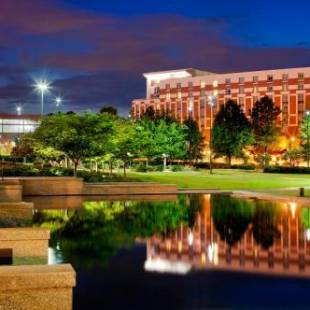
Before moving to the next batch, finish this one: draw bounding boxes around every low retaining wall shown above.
[17,177,84,196]
[0,264,76,310]
[0,228,49,260]
[83,182,178,195]
[0,182,22,202]
[0,202,33,223]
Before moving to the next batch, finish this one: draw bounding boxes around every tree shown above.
[300,113,310,167]
[212,100,254,167]
[99,106,118,115]
[251,96,281,167]
[283,148,302,167]
[183,118,204,165]
[32,113,114,176]
[111,118,137,176]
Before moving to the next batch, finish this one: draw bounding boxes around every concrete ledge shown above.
[83,182,178,195]
[0,228,50,257]
[0,264,75,310]
[16,177,84,196]
[0,183,22,202]
[0,202,33,220]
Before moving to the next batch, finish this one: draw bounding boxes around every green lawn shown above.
[126,169,310,196]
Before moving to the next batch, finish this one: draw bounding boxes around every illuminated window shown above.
[200,81,206,88]
[239,77,244,84]
[282,74,288,81]
[282,83,288,91]
[298,72,304,79]
[225,78,231,84]
[253,86,259,93]
[213,80,218,88]
[253,76,258,82]
[298,82,304,90]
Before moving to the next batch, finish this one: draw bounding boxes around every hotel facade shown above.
[132,67,310,141]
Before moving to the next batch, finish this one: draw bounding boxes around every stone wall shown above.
[83,182,178,195]
[0,264,76,310]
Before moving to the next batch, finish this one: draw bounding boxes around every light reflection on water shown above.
[34,194,310,278]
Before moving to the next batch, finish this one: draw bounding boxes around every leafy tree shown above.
[183,118,204,165]
[111,118,137,176]
[99,106,118,115]
[300,113,310,167]
[283,148,302,167]
[251,96,281,167]
[32,113,114,176]
[133,115,186,165]
[212,100,254,167]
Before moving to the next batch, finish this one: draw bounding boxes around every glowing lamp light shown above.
[289,202,297,219]
[16,106,22,115]
[187,229,194,247]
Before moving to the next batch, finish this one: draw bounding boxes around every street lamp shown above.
[208,94,216,174]
[35,80,49,115]
[55,97,62,107]
[16,106,22,116]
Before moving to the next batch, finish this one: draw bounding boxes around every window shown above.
[253,76,258,83]
[225,88,231,95]
[166,93,170,100]
[282,83,288,91]
[200,81,205,88]
[213,80,218,88]
[154,87,160,97]
[239,86,244,94]
[177,83,182,89]
[200,89,206,97]
[253,96,258,104]
[165,83,170,89]
[282,94,289,126]
[267,75,273,81]
[298,72,304,79]
[298,94,305,122]
[188,91,193,98]
[238,97,244,107]
[298,82,304,90]
[267,85,273,92]
[225,78,231,84]
[213,89,218,96]
[253,86,259,93]
[188,82,193,88]
[177,91,182,99]
[282,74,288,81]
[239,77,244,84]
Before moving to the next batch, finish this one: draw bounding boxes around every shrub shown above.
[264,166,310,174]
[171,164,184,172]
[135,163,148,172]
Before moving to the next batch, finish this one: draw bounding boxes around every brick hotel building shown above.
[132,67,310,142]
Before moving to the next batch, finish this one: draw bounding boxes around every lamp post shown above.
[16,106,22,116]
[208,94,216,174]
[35,81,49,115]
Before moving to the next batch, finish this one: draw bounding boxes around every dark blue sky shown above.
[1,0,310,115]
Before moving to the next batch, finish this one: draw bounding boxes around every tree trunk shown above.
[227,155,232,168]
[123,161,127,177]
[109,160,113,176]
[73,160,79,177]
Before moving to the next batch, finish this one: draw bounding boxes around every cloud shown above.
[1,0,310,115]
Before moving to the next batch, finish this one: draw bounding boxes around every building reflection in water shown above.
[145,194,310,277]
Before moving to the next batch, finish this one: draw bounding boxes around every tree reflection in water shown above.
[33,195,200,268]
[252,200,281,249]
[212,195,281,249]
[212,195,255,246]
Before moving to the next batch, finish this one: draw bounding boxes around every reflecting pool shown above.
[8,194,310,308]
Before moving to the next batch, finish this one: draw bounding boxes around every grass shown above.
[125,169,310,196]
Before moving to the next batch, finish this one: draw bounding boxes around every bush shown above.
[264,166,310,174]
[193,162,255,170]
[134,163,148,172]
[171,164,184,172]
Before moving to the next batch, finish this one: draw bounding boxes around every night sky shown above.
[1,0,310,115]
